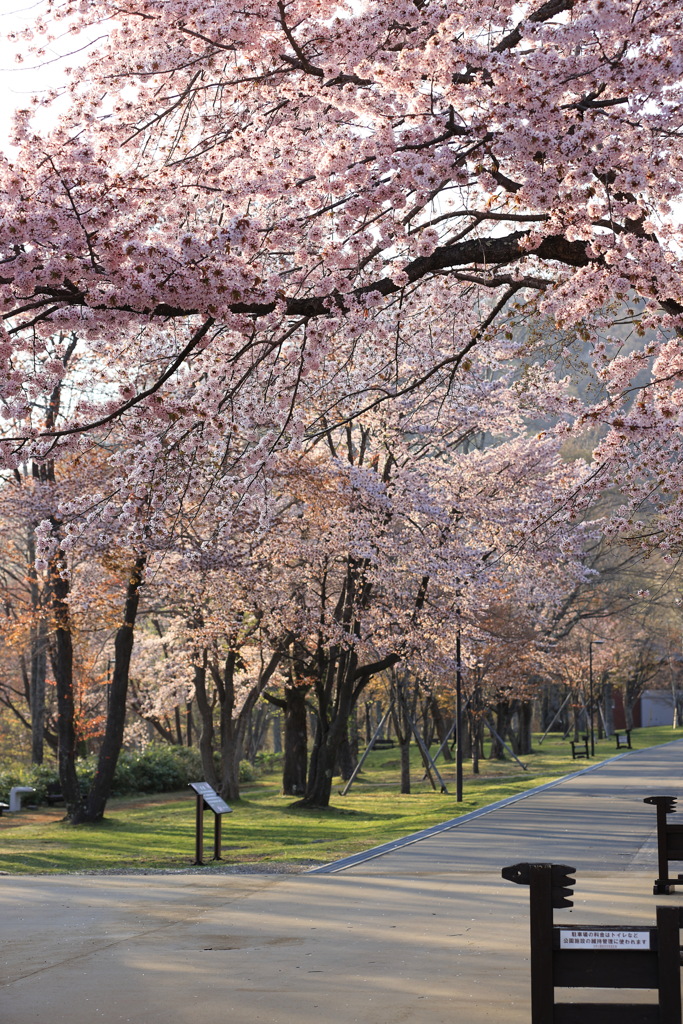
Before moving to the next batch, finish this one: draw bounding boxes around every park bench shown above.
[615,729,632,750]
[570,735,589,759]
[45,783,65,807]
[0,803,9,816]
[372,738,396,750]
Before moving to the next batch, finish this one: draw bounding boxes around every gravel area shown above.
[0,860,323,877]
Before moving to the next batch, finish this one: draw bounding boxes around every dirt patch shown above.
[0,808,65,829]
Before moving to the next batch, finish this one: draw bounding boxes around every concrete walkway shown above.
[3,741,683,1024]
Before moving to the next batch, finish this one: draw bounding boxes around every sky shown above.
[0,0,100,147]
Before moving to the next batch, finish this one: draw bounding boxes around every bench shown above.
[570,735,589,759]
[372,738,396,750]
[45,783,65,807]
[0,803,8,816]
[615,729,632,750]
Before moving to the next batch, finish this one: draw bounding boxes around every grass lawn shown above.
[1,725,680,875]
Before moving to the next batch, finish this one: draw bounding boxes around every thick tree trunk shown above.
[220,716,242,802]
[518,700,533,755]
[490,701,511,760]
[77,556,145,824]
[281,685,308,796]
[336,719,357,781]
[301,717,338,807]
[50,552,82,819]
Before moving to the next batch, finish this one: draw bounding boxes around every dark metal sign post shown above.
[189,782,232,865]
[644,796,683,895]
[502,861,682,1024]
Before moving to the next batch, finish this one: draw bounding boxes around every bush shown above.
[239,759,257,783]
[254,751,283,773]
[0,765,31,803]
[0,744,257,804]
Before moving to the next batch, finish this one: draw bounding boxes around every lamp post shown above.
[589,640,605,756]
[456,622,463,802]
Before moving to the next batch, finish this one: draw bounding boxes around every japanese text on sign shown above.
[559,929,651,950]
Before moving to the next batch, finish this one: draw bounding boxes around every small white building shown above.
[639,689,683,727]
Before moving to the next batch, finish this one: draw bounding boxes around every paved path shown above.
[3,741,683,1024]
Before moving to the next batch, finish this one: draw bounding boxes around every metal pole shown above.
[538,691,573,745]
[456,624,463,803]
[589,642,595,757]
[340,706,393,796]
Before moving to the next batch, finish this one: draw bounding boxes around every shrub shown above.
[239,759,257,783]
[254,751,283,773]
[1,744,254,804]
[0,765,31,803]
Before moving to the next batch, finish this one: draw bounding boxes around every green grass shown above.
[1,725,680,875]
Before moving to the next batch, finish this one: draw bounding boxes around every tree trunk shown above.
[603,679,614,737]
[517,700,533,755]
[399,736,411,793]
[27,529,47,765]
[264,684,308,796]
[429,692,454,763]
[302,715,339,807]
[50,550,82,819]
[272,713,282,754]
[186,701,193,746]
[245,703,270,763]
[78,555,146,823]
[280,684,307,794]
[192,652,219,789]
[29,618,48,764]
[336,717,357,781]
[490,701,511,760]
[390,677,413,795]
[220,716,242,801]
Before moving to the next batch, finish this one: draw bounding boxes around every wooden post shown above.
[194,791,204,865]
[529,865,555,1024]
[213,811,222,861]
[657,906,681,1024]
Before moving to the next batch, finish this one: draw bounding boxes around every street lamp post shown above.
[456,623,463,802]
[589,640,605,757]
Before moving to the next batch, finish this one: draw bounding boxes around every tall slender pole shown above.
[589,642,595,757]
[456,623,463,802]
[588,639,606,757]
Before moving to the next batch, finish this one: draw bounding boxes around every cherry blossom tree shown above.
[0,0,680,544]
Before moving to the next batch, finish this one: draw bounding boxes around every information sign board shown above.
[189,781,232,815]
[559,929,651,951]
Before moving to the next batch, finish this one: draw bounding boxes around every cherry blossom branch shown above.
[6,318,216,443]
